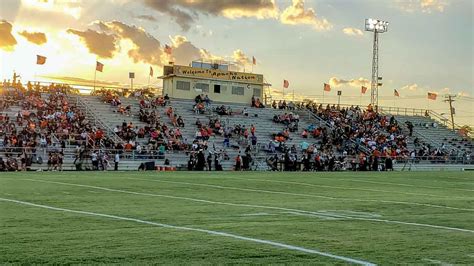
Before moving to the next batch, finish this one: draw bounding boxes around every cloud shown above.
[99,21,164,66]
[18,31,47,45]
[342,27,363,36]
[135,14,158,22]
[67,28,118,58]
[232,49,251,67]
[329,77,369,88]
[396,0,449,13]
[22,0,83,19]
[280,0,332,31]
[400,84,420,91]
[143,0,278,31]
[0,20,17,51]
[169,35,223,65]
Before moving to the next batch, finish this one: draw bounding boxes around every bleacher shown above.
[394,115,473,154]
[75,95,319,170]
[1,88,472,171]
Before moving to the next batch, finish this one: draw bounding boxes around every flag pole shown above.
[359,91,362,107]
[148,74,150,88]
[93,68,97,91]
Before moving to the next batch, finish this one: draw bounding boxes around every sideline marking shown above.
[216,176,463,199]
[0,197,375,266]
[21,179,474,234]
[130,178,474,212]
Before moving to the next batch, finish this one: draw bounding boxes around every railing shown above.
[69,95,123,144]
[296,108,371,154]
[376,106,427,117]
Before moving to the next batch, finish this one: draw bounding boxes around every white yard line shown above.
[283,211,340,220]
[241,212,273,216]
[129,178,474,212]
[211,176,468,199]
[422,258,453,265]
[0,197,375,266]
[21,179,474,234]
[330,178,474,193]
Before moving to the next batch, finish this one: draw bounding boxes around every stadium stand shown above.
[0,81,472,172]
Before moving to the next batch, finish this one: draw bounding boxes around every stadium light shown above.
[365,19,388,33]
[365,18,389,107]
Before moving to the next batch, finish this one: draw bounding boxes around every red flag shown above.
[361,86,367,94]
[96,61,104,72]
[36,55,46,65]
[427,92,437,100]
[394,89,400,97]
[324,83,331,92]
[164,44,172,55]
[283,80,289,88]
[149,66,153,77]
[252,56,256,65]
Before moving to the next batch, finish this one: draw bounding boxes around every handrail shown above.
[296,108,371,154]
[69,94,123,144]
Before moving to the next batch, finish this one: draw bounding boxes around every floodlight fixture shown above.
[365,18,389,33]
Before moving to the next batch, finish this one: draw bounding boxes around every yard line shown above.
[21,179,474,233]
[203,176,471,198]
[326,178,474,192]
[422,258,453,265]
[129,178,474,212]
[0,197,375,266]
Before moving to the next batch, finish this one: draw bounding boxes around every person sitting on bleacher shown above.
[216,105,231,115]
[194,102,205,114]
[177,116,185,127]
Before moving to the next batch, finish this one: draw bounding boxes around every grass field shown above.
[1,171,473,265]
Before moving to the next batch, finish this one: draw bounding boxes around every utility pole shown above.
[444,95,456,131]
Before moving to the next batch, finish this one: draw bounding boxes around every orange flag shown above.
[427,92,437,100]
[96,61,104,72]
[283,80,289,88]
[394,89,400,97]
[252,56,256,65]
[149,66,153,77]
[324,83,331,92]
[36,55,46,65]
[361,86,367,94]
[164,44,172,55]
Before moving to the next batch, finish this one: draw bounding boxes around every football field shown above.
[1,171,473,264]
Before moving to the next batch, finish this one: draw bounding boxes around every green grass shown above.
[1,171,473,265]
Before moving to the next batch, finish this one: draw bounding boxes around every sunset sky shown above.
[0,0,472,125]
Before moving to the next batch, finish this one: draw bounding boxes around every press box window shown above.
[214,84,221,93]
[176,81,190,91]
[253,88,261,97]
[195,83,209,93]
[232,86,244,95]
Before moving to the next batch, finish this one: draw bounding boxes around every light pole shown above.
[337,90,342,106]
[365,18,389,108]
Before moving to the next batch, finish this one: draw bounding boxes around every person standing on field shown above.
[114,153,120,171]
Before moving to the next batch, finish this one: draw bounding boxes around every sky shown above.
[0,0,473,126]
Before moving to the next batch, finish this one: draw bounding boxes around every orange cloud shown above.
[0,20,17,51]
[18,31,47,45]
[143,0,278,31]
[67,28,118,58]
[396,0,449,13]
[342,27,363,36]
[280,0,332,31]
[98,21,164,66]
